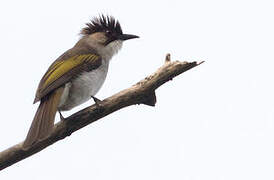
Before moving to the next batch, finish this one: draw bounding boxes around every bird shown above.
[23,15,139,149]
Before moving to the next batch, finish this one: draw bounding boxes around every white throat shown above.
[97,40,123,61]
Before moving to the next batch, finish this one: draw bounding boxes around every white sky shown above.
[0,0,274,179]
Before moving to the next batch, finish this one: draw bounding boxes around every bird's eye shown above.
[105,30,111,35]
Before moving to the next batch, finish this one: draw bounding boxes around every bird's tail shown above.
[23,87,64,149]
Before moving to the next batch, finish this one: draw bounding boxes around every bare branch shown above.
[0,54,204,171]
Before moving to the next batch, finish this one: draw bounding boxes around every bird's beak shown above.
[119,34,139,41]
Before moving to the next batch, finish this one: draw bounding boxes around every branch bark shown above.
[0,54,204,171]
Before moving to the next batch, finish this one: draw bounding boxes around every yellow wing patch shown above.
[43,54,99,89]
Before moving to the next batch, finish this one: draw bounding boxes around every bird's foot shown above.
[58,110,66,121]
[91,96,101,104]
[91,96,103,106]
[91,96,105,111]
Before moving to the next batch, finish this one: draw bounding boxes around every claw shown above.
[91,96,102,104]
[58,110,66,121]
[91,96,104,110]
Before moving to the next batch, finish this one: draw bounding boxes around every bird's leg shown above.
[91,96,102,105]
[91,96,104,113]
[58,110,66,121]
[58,110,73,136]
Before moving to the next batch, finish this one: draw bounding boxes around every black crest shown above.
[81,15,123,36]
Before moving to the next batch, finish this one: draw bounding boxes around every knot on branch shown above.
[142,91,157,106]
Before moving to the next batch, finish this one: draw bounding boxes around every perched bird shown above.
[23,15,139,149]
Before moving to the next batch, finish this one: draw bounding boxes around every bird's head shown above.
[81,15,139,48]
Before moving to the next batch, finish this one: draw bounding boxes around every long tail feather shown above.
[23,87,64,149]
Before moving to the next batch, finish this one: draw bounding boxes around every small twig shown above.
[165,53,171,63]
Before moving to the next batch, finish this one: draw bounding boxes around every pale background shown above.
[0,0,274,179]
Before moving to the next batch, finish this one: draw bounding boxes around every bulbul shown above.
[23,15,139,149]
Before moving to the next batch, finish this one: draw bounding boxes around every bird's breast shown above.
[58,62,109,111]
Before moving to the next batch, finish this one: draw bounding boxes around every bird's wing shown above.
[33,52,101,103]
